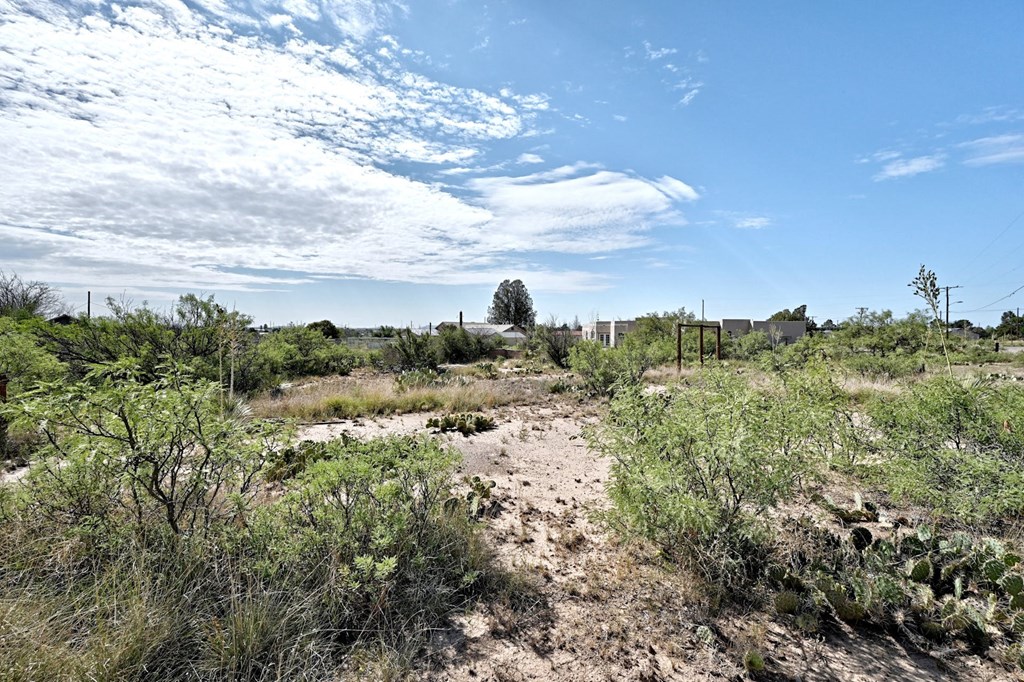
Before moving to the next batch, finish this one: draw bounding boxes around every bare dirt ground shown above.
[299,396,1018,681]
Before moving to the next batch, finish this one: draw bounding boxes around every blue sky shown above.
[3,0,1024,328]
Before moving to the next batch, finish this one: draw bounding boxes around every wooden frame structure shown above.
[676,323,722,370]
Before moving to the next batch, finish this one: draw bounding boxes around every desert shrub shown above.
[0,318,67,392]
[947,342,1005,366]
[868,376,1024,522]
[379,328,438,372]
[434,326,494,364]
[592,367,846,595]
[568,337,660,396]
[726,330,771,361]
[0,381,498,678]
[778,520,1024,666]
[254,326,359,383]
[8,362,281,545]
[0,319,67,456]
[265,439,334,482]
[426,413,496,436]
[394,368,453,391]
[841,352,924,380]
[532,322,576,369]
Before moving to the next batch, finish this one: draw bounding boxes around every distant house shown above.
[721,319,807,346]
[580,320,638,348]
[434,321,528,343]
[750,320,807,346]
[47,313,77,325]
[721,319,752,338]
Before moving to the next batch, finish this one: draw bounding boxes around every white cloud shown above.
[678,88,701,107]
[653,177,700,202]
[873,154,946,181]
[643,40,677,60]
[465,165,693,254]
[955,106,1024,125]
[612,114,627,122]
[961,135,1024,166]
[516,153,544,164]
[734,217,771,230]
[711,211,771,230]
[0,0,696,295]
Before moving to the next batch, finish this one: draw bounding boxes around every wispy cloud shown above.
[955,106,1024,125]
[711,211,772,230]
[960,135,1024,166]
[734,217,772,230]
[0,0,697,295]
[643,41,677,60]
[465,164,696,253]
[873,154,946,181]
[632,41,704,107]
[516,153,544,164]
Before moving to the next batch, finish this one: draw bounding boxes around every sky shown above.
[3,0,1024,328]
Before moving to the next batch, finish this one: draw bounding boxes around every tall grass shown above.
[250,373,547,421]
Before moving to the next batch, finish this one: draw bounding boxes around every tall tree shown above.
[0,270,67,319]
[768,304,808,322]
[487,279,536,328]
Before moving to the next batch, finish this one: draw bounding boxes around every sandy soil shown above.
[298,401,1017,681]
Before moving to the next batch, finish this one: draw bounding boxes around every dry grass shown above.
[250,371,555,421]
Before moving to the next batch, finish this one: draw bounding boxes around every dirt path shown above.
[300,407,1011,681]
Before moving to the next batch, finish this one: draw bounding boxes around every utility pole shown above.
[943,285,963,335]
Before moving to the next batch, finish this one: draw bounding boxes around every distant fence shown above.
[339,337,396,350]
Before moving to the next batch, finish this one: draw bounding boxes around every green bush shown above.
[8,362,281,543]
[840,352,924,380]
[868,376,1024,522]
[379,328,438,372]
[591,367,846,594]
[568,337,660,396]
[253,326,359,383]
[725,330,771,361]
[0,368,498,679]
[434,326,495,364]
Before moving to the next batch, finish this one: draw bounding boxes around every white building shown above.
[580,320,637,348]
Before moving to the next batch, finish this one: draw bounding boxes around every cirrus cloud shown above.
[1,0,701,296]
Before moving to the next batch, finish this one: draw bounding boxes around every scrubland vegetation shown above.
[3,272,1024,678]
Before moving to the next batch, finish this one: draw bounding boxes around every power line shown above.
[957,282,1024,313]
[960,208,1024,285]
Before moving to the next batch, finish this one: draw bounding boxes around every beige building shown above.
[581,320,637,348]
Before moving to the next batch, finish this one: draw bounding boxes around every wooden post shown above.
[676,323,682,372]
[0,373,8,455]
[716,325,722,361]
[699,326,705,366]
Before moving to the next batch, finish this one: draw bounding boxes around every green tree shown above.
[486,279,536,329]
[307,319,340,339]
[0,271,67,319]
[768,304,808,322]
[996,311,1024,338]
